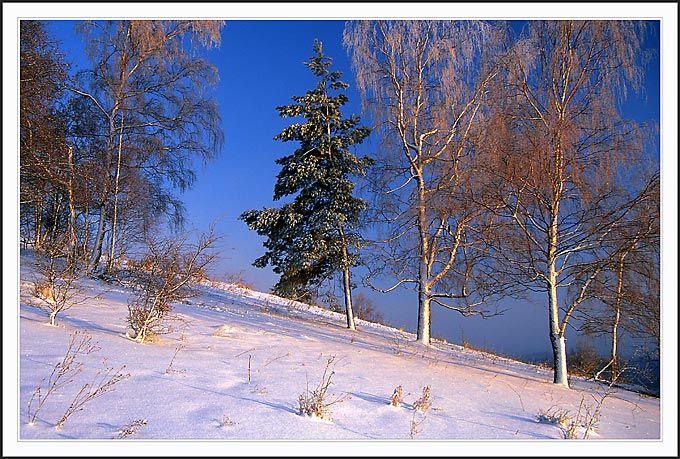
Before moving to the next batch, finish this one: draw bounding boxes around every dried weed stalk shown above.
[27,330,99,424]
[298,355,350,421]
[413,385,432,413]
[56,359,130,429]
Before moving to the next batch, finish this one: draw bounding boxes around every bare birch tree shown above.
[484,20,654,386]
[20,20,70,251]
[576,172,660,382]
[70,20,225,274]
[344,20,506,344]
[126,226,220,343]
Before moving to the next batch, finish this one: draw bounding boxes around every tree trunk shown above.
[338,226,356,331]
[548,268,569,387]
[611,311,620,382]
[67,146,77,262]
[34,199,44,249]
[89,201,107,272]
[107,111,125,274]
[82,201,91,273]
[416,171,431,345]
[49,194,64,244]
[417,286,432,345]
[610,253,627,381]
[48,310,57,327]
[90,114,117,273]
[338,225,356,330]
[342,266,356,331]
[548,139,569,387]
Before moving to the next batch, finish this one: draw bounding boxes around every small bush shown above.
[537,406,571,428]
[126,229,218,343]
[537,387,611,440]
[413,386,432,413]
[115,419,147,439]
[409,410,427,439]
[298,355,350,421]
[56,359,129,429]
[224,271,254,290]
[568,341,607,379]
[26,330,129,429]
[32,245,85,326]
[390,385,404,407]
[164,334,187,375]
[353,292,385,324]
[27,330,98,424]
[220,415,236,427]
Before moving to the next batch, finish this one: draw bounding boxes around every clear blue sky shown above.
[35,12,666,360]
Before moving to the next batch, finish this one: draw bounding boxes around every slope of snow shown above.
[6,250,671,456]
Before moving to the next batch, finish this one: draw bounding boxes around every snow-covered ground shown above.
[5,249,673,457]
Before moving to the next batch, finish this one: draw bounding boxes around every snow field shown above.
[12,250,664,456]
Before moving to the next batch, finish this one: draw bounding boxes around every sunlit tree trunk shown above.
[107,111,125,274]
[339,226,356,331]
[548,265,569,387]
[66,146,78,262]
[610,254,626,381]
[416,169,431,344]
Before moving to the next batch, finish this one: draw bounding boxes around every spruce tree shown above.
[240,40,372,330]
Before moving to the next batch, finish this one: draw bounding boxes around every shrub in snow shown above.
[56,359,129,429]
[115,419,147,439]
[125,229,218,343]
[164,334,187,375]
[220,415,236,427]
[537,406,572,428]
[31,244,86,326]
[538,391,608,440]
[297,355,350,421]
[413,385,432,413]
[390,385,404,407]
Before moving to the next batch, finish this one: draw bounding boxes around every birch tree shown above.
[344,20,506,344]
[576,172,660,382]
[485,20,654,386]
[70,20,224,273]
[20,20,70,251]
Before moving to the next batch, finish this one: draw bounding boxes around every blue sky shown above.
[12,4,673,360]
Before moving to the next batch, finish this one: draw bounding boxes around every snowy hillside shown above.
[8,249,667,456]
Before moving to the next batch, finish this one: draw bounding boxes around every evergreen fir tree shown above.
[240,40,372,330]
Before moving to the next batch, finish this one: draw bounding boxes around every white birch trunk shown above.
[548,277,569,387]
[610,253,627,381]
[107,112,125,274]
[416,175,431,345]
